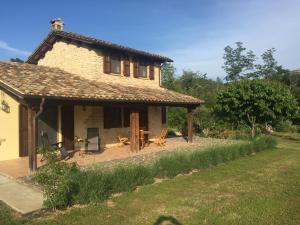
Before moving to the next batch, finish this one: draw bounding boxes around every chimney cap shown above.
[50,18,64,24]
[50,18,64,31]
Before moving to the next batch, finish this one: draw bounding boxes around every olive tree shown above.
[214,79,298,137]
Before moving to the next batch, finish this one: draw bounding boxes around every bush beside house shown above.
[34,136,277,209]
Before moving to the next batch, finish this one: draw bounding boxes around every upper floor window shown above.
[139,62,147,78]
[103,55,121,74]
[111,56,121,74]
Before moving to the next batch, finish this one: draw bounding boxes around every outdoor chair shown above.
[118,135,130,145]
[40,131,70,160]
[153,128,168,146]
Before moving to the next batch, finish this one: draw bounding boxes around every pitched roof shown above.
[0,61,202,106]
[27,30,173,64]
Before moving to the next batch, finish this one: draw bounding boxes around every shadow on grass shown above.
[153,215,183,225]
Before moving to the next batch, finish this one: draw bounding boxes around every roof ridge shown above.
[53,30,171,59]
[27,30,173,64]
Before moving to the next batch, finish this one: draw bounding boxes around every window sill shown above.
[106,73,121,76]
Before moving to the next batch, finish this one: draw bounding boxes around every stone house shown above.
[0,19,202,171]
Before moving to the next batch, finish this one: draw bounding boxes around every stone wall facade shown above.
[38,40,161,88]
[37,41,167,150]
[73,105,166,150]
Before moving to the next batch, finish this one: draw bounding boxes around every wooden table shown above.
[140,130,150,150]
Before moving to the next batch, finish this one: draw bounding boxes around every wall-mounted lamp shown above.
[1,100,10,113]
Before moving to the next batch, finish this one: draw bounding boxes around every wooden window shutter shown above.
[161,107,167,124]
[133,62,139,78]
[149,64,154,80]
[158,65,161,86]
[103,55,111,73]
[123,59,130,76]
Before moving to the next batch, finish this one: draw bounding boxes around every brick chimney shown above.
[50,18,64,31]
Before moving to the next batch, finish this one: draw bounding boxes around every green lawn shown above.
[1,134,300,225]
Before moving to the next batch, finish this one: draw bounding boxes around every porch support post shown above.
[187,107,194,143]
[28,98,45,173]
[130,109,140,152]
[28,107,37,173]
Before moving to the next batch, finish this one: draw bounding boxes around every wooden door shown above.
[61,106,74,150]
[19,104,28,157]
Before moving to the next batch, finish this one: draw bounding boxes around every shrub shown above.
[151,136,277,179]
[73,171,113,204]
[189,150,211,169]
[35,136,277,208]
[33,162,80,209]
[110,165,154,192]
[38,146,59,164]
[275,120,297,133]
[152,153,192,178]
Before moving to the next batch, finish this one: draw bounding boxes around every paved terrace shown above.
[0,137,237,179]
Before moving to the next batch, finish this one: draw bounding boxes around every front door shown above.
[61,106,74,150]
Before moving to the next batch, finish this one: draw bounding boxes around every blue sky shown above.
[0,0,299,79]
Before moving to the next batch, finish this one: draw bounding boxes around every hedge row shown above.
[34,135,277,209]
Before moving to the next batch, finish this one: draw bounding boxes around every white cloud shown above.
[0,40,30,56]
[160,0,300,79]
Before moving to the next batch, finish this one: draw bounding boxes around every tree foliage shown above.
[214,79,298,137]
[161,43,300,138]
[161,62,176,90]
[174,70,223,107]
[223,42,256,81]
[254,48,278,79]
[160,63,223,133]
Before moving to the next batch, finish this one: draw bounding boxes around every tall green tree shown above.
[161,62,176,90]
[282,71,300,105]
[214,79,298,137]
[223,42,256,81]
[256,48,278,78]
[175,70,222,107]
[252,48,289,80]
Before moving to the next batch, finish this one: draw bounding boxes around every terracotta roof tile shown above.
[0,61,203,106]
[27,30,173,64]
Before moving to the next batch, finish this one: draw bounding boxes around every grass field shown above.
[1,134,300,225]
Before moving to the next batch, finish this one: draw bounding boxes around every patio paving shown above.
[0,174,43,214]
[0,137,237,179]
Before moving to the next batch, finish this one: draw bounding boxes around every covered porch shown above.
[23,99,199,173]
[1,136,205,179]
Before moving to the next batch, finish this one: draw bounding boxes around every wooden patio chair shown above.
[153,128,168,146]
[118,135,129,145]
